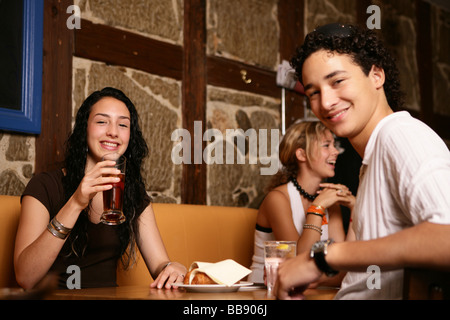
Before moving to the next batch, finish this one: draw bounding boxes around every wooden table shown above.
[45,285,338,300]
[29,286,338,318]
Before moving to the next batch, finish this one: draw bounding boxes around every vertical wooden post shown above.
[35,0,73,174]
[278,0,305,128]
[415,0,433,127]
[182,0,207,204]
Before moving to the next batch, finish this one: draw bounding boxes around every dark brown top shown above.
[22,169,121,289]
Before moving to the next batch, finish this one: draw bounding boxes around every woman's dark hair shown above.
[291,23,404,111]
[62,87,149,268]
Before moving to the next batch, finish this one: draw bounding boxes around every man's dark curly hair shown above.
[62,87,150,269]
[291,23,404,111]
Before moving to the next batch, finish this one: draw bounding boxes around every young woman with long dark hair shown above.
[14,87,186,289]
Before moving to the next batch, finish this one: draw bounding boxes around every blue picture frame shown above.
[0,0,43,134]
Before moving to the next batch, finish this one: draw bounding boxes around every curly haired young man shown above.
[275,23,450,300]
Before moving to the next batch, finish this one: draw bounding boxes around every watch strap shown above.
[311,240,338,277]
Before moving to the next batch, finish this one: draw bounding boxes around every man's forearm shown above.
[326,222,450,272]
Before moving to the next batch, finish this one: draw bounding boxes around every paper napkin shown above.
[187,259,252,286]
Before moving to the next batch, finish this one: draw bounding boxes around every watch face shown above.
[312,242,322,251]
[310,241,324,258]
[310,240,338,277]
[312,240,327,251]
[311,240,334,257]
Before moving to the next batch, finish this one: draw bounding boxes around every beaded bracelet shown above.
[303,223,322,235]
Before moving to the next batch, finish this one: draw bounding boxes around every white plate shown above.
[174,281,253,293]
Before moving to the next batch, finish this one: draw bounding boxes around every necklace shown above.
[290,176,317,201]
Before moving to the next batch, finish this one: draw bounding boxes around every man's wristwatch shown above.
[310,239,338,277]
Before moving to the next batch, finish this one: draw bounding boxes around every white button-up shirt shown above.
[335,111,450,299]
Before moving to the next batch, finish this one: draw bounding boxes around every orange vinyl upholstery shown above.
[0,195,21,288]
[116,203,258,286]
[0,196,257,288]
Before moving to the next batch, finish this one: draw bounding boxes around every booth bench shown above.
[0,195,258,288]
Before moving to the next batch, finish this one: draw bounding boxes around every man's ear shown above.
[295,148,307,162]
[370,65,385,89]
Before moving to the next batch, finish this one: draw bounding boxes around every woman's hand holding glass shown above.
[71,160,122,210]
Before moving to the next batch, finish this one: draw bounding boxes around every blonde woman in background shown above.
[248,121,355,286]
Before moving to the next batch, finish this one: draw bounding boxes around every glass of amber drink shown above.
[100,153,126,225]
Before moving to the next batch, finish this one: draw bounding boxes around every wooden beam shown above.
[74,19,183,80]
[181,0,207,204]
[35,0,73,174]
[415,1,449,141]
[416,0,433,125]
[432,114,450,140]
[206,56,279,98]
[74,19,280,99]
[356,0,372,28]
[278,0,305,128]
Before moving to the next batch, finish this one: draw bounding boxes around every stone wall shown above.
[0,133,34,195]
[207,0,279,70]
[305,0,357,31]
[206,86,280,207]
[206,0,280,207]
[76,0,183,45]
